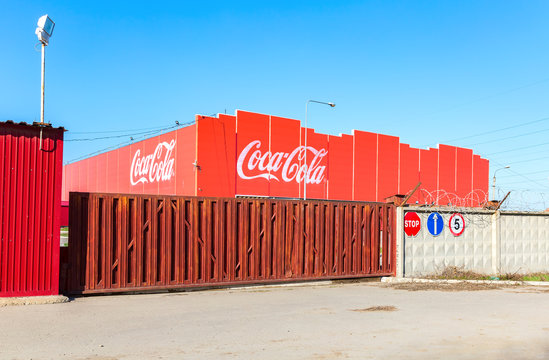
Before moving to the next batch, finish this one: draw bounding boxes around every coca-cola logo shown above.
[237,140,327,184]
[130,140,176,185]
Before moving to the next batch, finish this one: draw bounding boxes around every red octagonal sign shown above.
[404,211,421,237]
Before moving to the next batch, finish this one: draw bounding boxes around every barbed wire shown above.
[408,187,548,227]
[411,188,492,227]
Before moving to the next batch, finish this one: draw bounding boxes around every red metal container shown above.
[63,110,489,206]
[0,121,64,297]
[67,193,396,294]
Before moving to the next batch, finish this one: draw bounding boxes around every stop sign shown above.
[404,211,421,237]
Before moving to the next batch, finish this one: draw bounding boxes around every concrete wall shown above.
[398,208,549,277]
[499,213,549,273]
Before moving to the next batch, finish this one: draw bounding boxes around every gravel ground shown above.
[1,281,549,359]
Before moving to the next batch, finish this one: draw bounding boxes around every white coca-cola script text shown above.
[237,140,328,184]
[130,140,176,185]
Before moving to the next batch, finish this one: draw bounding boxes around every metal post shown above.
[492,166,510,201]
[41,43,45,124]
[492,175,496,201]
[304,102,309,200]
[303,100,335,200]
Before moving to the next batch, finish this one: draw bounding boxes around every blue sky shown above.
[2,0,549,210]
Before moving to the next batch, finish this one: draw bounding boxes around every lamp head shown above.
[328,102,336,107]
[35,15,55,45]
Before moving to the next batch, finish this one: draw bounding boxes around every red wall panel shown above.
[456,147,473,204]
[302,128,329,199]
[235,110,271,196]
[353,130,377,201]
[327,134,353,200]
[377,134,400,202]
[437,144,456,206]
[197,115,237,197]
[473,155,489,205]
[419,148,438,205]
[218,114,237,196]
[269,115,301,198]
[399,144,420,203]
[174,123,197,196]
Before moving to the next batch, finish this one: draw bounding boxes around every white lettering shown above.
[130,140,176,185]
[237,140,328,184]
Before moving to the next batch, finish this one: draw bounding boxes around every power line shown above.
[423,116,549,148]
[498,169,549,178]
[65,128,173,141]
[488,148,549,161]
[68,124,173,134]
[499,178,549,186]
[491,159,549,190]
[65,120,195,163]
[462,127,549,147]
[506,155,549,166]
[65,120,194,142]
[420,77,549,119]
[484,140,549,156]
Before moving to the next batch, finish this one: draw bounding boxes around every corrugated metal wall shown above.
[0,121,64,297]
[67,193,396,294]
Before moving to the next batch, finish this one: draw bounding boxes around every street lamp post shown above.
[304,100,335,200]
[35,14,55,125]
[492,165,510,201]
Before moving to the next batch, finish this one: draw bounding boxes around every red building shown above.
[1,121,64,297]
[62,110,489,206]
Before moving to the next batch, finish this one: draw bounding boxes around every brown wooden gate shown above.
[67,193,396,294]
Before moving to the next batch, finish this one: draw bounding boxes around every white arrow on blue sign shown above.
[427,212,444,236]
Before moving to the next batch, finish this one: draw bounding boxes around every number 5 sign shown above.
[449,213,465,236]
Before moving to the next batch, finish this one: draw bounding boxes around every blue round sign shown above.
[427,212,444,236]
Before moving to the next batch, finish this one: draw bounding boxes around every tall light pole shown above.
[35,14,55,125]
[492,165,510,201]
[304,100,335,200]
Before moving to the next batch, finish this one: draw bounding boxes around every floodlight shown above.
[35,14,56,127]
[35,15,55,45]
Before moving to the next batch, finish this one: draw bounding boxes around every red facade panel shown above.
[353,130,377,201]
[437,144,457,205]
[1,122,64,297]
[116,145,131,195]
[63,110,489,207]
[269,115,301,198]
[302,128,329,199]
[235,110,271,196]
[377,134,400,202]
[399,144,420,203]
[456,147,473,204]
[197,115,238,197]
[327,134,353,200]
[473,155,489,204]
[419,148,438,204]
[218,114,237,196]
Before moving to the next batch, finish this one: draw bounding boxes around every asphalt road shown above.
[1,281,549,359]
